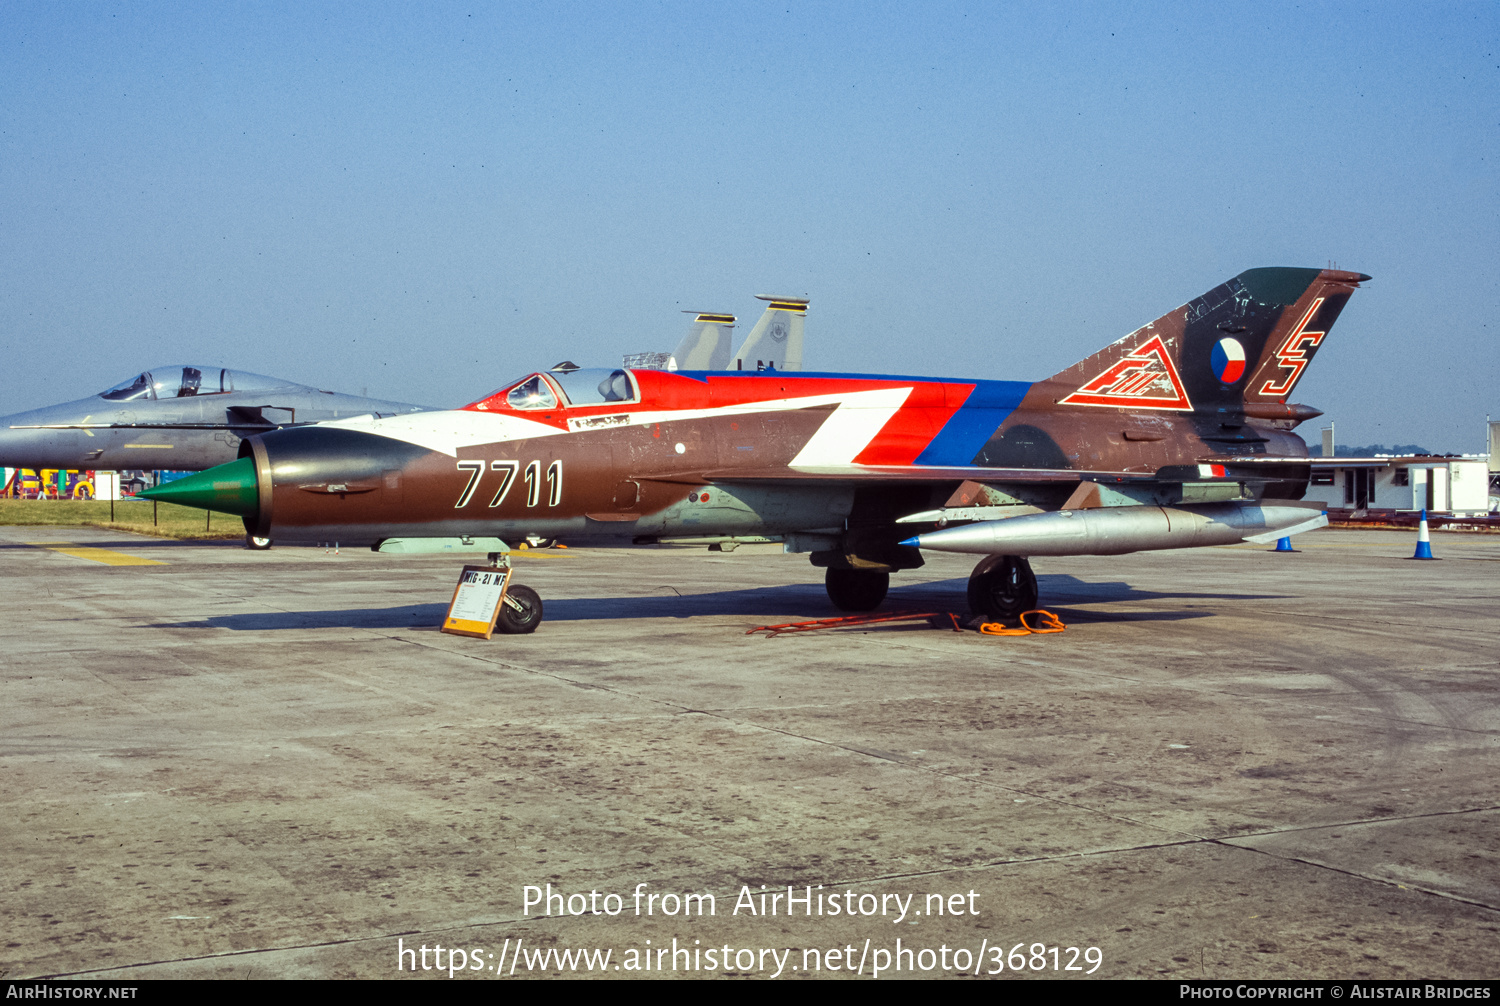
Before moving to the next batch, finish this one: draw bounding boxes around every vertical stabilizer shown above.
[1241,269,1367,405]
[670,311,736,370]
[1041,268,1367,417]
[732,295,808,371]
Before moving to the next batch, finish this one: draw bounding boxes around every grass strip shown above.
[0,499,244,540]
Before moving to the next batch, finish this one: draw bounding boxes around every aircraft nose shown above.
[0,405,78,469]
[140,457,259,517]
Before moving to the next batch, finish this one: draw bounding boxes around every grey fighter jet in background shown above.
[0,365,431,473]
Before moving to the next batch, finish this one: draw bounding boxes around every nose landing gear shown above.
[495,583,543,634]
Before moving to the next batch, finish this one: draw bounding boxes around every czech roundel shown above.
[1212,338,1246,384]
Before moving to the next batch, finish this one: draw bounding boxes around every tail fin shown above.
[671,311,736,370]
[1044,268,1368,415]
[731,295,807,371]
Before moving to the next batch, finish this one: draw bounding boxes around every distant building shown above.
[1308,456,1493,515]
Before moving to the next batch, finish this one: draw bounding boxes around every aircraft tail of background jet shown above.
[731,295,808,372]
[1037,267,1368,419]
[670,311,736,370]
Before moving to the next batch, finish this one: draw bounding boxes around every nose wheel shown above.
[967,555,1037,624]
[496,584,543,634]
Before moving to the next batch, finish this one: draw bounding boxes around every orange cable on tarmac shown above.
[979,610,1066,636]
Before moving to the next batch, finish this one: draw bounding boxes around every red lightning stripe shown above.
[1257,298,1326,397]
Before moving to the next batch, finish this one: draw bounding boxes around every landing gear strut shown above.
[825,568,889,612]
[967,555,1037,624]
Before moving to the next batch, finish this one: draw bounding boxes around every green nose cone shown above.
[140,457,259,517]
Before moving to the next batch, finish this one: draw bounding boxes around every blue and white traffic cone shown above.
[1411,509,1436,560]
[1273,536,1297,552]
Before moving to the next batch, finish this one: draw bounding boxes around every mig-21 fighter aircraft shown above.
[143,267,1365,630]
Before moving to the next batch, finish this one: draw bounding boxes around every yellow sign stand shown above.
[441,563,513,639]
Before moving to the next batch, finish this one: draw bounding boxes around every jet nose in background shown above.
[0,401,99,469]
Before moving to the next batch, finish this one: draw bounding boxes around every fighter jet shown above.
[144,268,1364,627]
[0,365,431,473]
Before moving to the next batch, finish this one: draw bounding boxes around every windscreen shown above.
[100,372,157,401]
[506,375,558,410]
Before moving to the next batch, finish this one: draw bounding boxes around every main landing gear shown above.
[824,557,1038,622]
[825,568,889,612]
[817,543,1037,623]
[245,534,273,550]
[967,554,1037,624]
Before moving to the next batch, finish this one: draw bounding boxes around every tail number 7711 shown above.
[454,460,562,508]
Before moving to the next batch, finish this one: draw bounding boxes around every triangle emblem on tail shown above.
[1058,334,1193,411]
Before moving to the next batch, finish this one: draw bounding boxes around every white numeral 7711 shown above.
[454,460,560,508]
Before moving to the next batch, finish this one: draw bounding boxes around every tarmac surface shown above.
[1,525,1496,980]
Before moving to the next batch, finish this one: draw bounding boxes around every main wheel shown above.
[967,555,1038,624]
[825,568,889,612]
[245,534,274,550]
[495,583,543,634]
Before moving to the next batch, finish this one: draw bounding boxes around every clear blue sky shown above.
[2,2,1495,451]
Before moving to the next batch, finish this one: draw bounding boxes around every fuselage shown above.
[230,366,1311,545]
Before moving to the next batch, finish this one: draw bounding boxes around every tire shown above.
[825,568,889,612]
[245,534,274,550]
[495,584,543,634]
[967,555,1038,624]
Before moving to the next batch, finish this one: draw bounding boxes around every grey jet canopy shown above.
[97,366,295,402]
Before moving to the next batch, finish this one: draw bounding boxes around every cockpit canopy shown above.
[99,366,293,401]
[495,369,638,410]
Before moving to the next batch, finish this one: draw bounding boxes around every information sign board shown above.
[441,565,512,639]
